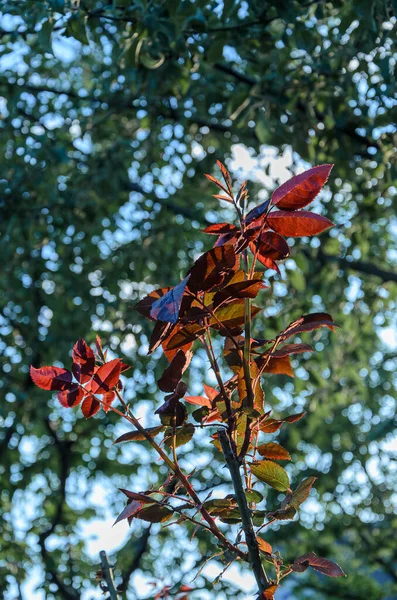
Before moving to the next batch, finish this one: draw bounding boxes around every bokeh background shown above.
[1,1,396,599]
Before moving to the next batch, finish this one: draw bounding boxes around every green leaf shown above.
[63,14,89,45]
[113,425,165,444]
[164,423,195,448]
[290,476,317,508]
[250,460,290,492]
[245,489,263,504]
[136,504,173,523]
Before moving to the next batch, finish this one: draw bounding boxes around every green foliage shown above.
[0,1,396,598]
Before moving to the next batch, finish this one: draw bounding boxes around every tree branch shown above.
[99,551,121,600]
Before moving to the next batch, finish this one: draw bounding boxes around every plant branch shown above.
[218,429,269,594]
[99,551,121,600]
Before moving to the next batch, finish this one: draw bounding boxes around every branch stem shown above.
[218,429,269,593]
[99,551,121,600]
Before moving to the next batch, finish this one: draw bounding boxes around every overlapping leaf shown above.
[267,210,334,238]
[272,164,333,210]
[30,365,73,391]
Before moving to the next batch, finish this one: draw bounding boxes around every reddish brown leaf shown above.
[259,419,284,433]
[244,199,271,225]
[279,313,337,341]
[90,359,122,394]
[149,321,176,354]
[81,395,101,418]
[119,489,157,504]
[114,425,165,444]
[30,365,73,391]
[205,173,232,200]
[292,553,346,577]
[163,323,205,351]
[157,349,193,393]
[290,476,317,508]
[284,411,306,423]
[102,391,116,412]
[203,223,238,235]
[257,536,273,555]
[257,442,291,461]
[72,338,95,383]
[267,210,334,237]
[216,159,233,194]
[57,385,85,408]
[187,244,238,293]
[272,164,333,210]
[113,500,143,525]
[213,278,266,308]
[272,343,313,358]
[253,231,290,260]
[263,355,294,377]
[262,585,278,599]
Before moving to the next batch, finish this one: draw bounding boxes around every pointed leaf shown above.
[114,425,165,444]
[267,210,334,237]
[57,385,84,408]
[279,313,337,341]
[292,553,346,577]
[158,349,193,393]
[30,365,73,391]
[114,500,143,525]
[102,391,116,413]
[187,244,238,293]
[203,223,238,235]
[81,395,101,418]
[257,442,291,461]
[272,164,333,210]
[90,359,122,394]
[244,199,271,225]
[71,338,95,383]
[251,460,290,492]
[136,504,173,523]
[257,536,272,555]
[150,276,190,324]
[290,477,317,508]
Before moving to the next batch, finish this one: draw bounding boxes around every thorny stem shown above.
[109,389,247,561]
[218,429,269,594]
[202,333,237,453]
[99,551,121,600]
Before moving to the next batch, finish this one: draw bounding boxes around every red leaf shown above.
[272,343,313,358]
[264,355,293,377]
[157,349,193,392]
[184,395,212,408]
[57,385,85,408]
[203,223,238,235]
[253,231,290,261]
[187,244,238,293]
[292,553,346,577]
[102,391,116,412]
[272,164,333,210]
[284,411,306,423]
[113,500,143,525]
[81,395,101,418]
[279,313,337,341]
[244,199,271,225]
[267,211,334,237]
[90,359,122,394]
[205,173,232,200]
[30,365,73,391]
[72,338,95,383]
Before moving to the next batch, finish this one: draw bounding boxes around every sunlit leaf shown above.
[71,338,95,383]
[57,385,84,408]
[251,460,290,492]
[114,425,165,444]
[81,395,101,418]
[30,365,73,391]
[289,476,317,508]
[272,164,333,210]
[90,358,122,394]
[158,349,193,392]
[292,553,346,577]
[267,210,334,237]
[257,442,291,461]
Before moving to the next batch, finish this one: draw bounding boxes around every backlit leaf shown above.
[257,536,272,555]
[114,500,143,525]
[30,365,73,391]
[158,349,193,392]
[279,313,337,341]
[290,476,317,508]
[114,425,165,444]
[292,553,346,577]
[263,584,279,599]
[164,423,195,448]
[203,223,238,235]
[81,395,101,418]
[251,460,290,492]
[102,391,116,413]
[57,385,84,408]
[71,338,95,383]
[267,211,334,237]
[257,442,291,461]
[187,244,238,293]
[136,504,173,523]
[90,358,122,394]
[272,164,333,210]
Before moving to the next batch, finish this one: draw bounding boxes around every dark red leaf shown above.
[267,210,334,237]
[203,223,238,235]
[272,343,313,358]
[72,338,95,383]
[114,500,143,525]
[284,411,306,423]
[279,313,337,341]
[292,553,346,577]
[187,244,238,293]
[163,323,205,351]
[102,391,116,412]
[244,199,271,225]
[157,349,193,392]
[216,159,233,195]
[30,365,73,391]
[119,489,157,504]
[205,173,232,200]
[81,395,101,418]
[252,231,290,261]
[57,385,85,408]
[149,321,175,354]
[272,164,333,210]
[150,275,191,324]
[212,278,266,308]
[90,359,122,394]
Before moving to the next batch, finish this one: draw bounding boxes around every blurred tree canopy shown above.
[0,1,396,599]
